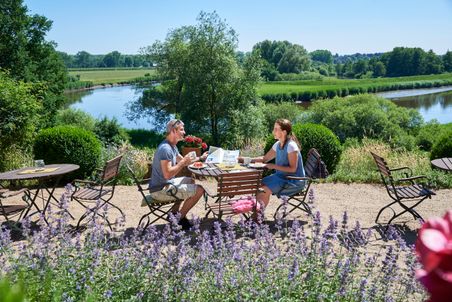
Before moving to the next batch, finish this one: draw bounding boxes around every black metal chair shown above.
[273,148,324,219]
[0,185,30,222]
[72,155,124,230]
[370,152,435,227]
[127,164,183,229]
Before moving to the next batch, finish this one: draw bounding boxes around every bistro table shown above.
[188,162,264,219]
[0,164,79,221]
[431,157,452,172]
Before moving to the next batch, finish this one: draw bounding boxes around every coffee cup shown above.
[188,151,196,160]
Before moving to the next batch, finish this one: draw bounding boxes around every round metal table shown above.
[431,158,452,172]
[0,164,79,221]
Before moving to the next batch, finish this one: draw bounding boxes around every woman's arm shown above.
[251,148,276,163]
[266,151,298,173]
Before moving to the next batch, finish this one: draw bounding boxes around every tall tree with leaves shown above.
[0,0,67,127]
[131,12,261,145]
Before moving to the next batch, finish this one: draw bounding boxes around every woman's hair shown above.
[275,119,301,150]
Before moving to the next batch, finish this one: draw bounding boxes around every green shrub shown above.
[94,117,129,146]
[299,94,423,149]
[293,123,342,172]
[99,143,155,185]
[264,123,342,173]
[262,102,304,132]
[431,130,452,159]
[223,105,267,149]
[0,277,26,302]
[54,108,96,132]
[127,129,165,148]
[34,126,102,179]
[0,72,41,171]
[416,122,452,151]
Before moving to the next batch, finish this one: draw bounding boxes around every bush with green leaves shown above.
[297,94,423,150]
[126,129,164,148]
[330,138,452,188]
[0,71,41,171]
[223,105,267,149]
[54,108,96,132]
[430,130,452,160]
[293,123,342,172]
[94,117,129,146]
[0,277,25,302]
[262,102,304,132]
[34,126,101,178]
[416,122,452,151]
[264,123,342,173]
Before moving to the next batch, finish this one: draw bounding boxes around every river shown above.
[65,85,452,129]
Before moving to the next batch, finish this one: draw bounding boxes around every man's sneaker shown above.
[178,217,192,231]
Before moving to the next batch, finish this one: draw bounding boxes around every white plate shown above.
[189,163,207,169]
[248,163,266,169]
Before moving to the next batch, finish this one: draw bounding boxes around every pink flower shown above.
[201,142,208,150]
[415,210,452,302]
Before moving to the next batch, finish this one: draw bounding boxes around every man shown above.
[149,119,205,230]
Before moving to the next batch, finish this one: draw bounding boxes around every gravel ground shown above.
[5,181,448,244]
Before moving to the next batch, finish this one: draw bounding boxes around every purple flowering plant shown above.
[0,185,426,301]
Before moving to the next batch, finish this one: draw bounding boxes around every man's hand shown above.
[181,154,195,166]
[200,151,209,161]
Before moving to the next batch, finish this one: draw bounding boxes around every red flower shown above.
[415,210,452,302]
[183,135,205,148]
[201,142,208,150]
[184,136,194,144]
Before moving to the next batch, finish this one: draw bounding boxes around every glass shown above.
[243,157,252,165]
[34,159,45,169]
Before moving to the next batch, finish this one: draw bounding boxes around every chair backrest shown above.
[101,155,123,181]
[304,148,328,179]
[217,170,263,197]
[370,152,394,184]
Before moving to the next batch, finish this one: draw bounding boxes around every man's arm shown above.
[161,155,192,179]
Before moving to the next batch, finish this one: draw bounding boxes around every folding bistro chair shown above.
[206,170,263,221]
[0,185,30,222]
[273,148,323,219]
[127,164,183,229]
[72,155,124,230]
[370,152,435,227]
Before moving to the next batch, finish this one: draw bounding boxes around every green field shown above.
[258,73,452,94]
[258,73,452,101]
[68,68,156,85]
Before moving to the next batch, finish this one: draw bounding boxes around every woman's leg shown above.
[257,185,272,207]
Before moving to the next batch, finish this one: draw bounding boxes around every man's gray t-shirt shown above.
[149,140,179,192]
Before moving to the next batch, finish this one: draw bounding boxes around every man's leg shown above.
[179,185,204,219]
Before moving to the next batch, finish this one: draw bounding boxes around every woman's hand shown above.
[200,151,209,162]
[265,163,275,170]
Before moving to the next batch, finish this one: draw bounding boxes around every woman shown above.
[243,119,306,212]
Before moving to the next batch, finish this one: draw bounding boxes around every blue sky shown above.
[24,0,452,55]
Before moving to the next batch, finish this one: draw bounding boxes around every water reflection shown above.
[389,91,452,124]
[64,85,153,129]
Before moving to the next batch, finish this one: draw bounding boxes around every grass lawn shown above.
[68,68,156,85]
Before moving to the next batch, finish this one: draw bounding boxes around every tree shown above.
[372,61,386,77]
[102,51,121,67]
[131,12,261,145]
[0,71,41,170]
[310,50,333,64]
[0,0,67,94]
[277,44,310,73]
[74,51,92,68]
[443,50,452,72]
